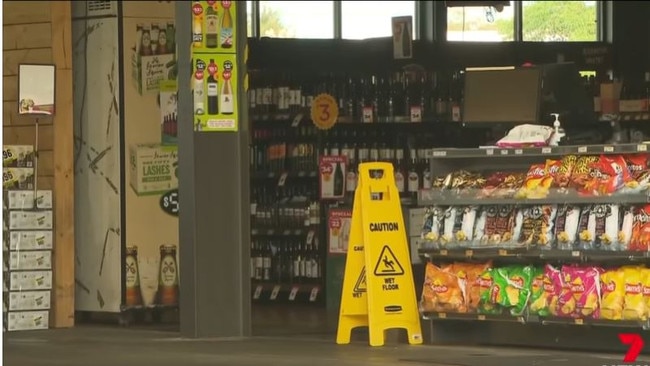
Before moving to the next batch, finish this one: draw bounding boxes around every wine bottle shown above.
[333,162,344,197]
[205,5,218,48]
[221,77,234,114]
[207,71,219,115]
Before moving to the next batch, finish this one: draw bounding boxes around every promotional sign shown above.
[191,0,239,132]
[319,155,347,200]
[311,93,339,130]
[192,54,239,131]
[336,162,422,347]
[392,16,413,60]
[328,209,352,254]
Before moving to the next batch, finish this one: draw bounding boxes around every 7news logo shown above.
[605,333,648,366]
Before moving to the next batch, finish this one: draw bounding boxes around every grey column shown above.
[176,2,251,338]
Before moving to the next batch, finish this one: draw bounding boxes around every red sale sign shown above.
[619,333,644,362]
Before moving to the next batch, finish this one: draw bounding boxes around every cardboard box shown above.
[7,210,53,230]
[5,311,49,331]
[3,168,35,190]
[7,251,52,271]
[4,190,53,210]
[6,291,51,311]
[5,230,53,251]
[129,144,178,195]
[4,271,53,291]
[131,51,175,95]
[600,82,623,114]
[3,145,35,168]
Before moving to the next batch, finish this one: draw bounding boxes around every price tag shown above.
[288,286,299,301]
[410,106,422,123]
[638,144,648,152]
[578,146,588,153]
[486,149,494,156]
[440,249,448,256]
[465,250,474,257]
[542,147,552,154]
[362,107,374,123]
[500,149,509,156]
[477,315,486,321]
[498,249,508,256]
[438,312,447,319]
[270,285,281,300]
[253,285,263,300]
[603,146,614,153]
[283,230,290,236]
[574,318,584,325]
[311,94,339,130]
[516,316,524,323]
[291,113,304,127]
[515,149,523,155]
[571,251,580,257]
[309,287,319,302]
[433,150,447,157]
[278,172,288,187]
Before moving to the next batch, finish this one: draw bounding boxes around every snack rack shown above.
[416,143,650,352]
[3,136,54,331]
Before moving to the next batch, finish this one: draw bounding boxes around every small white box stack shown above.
[3,144,52,332]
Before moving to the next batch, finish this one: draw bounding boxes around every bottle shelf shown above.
[251,170,318,180]
[251,282,323,303]
[251,228,314,237]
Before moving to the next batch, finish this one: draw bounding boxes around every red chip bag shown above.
[630,205,650,251]
[600,155,634,193]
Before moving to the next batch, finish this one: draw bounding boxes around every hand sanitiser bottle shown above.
[549,113,565,146]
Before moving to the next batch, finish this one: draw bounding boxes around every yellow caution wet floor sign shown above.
[336,162,422,347]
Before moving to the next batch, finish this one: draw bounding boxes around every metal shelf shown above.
[418,247,650,262]
[424,143,650,159]
[418,190,650,206]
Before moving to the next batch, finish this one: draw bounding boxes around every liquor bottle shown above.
[262,242,272,281]
[205,5,218,48]
[220,3,233,48]
[157,23,168,54]
[221,77,234,115]
[135,24,144,55]
[207,67,219,115]
[193,69,205,115]
[407,148,420,200]
[157,245,179,306]
[394,148,406,193]
[192,1,203,48]
[140,25,152,56]
[250,241,257,279]
[125,246,143,307]
[293,242,303,281]
[333,162,344,197]
[166,22,175,53]
[254,241,263,281]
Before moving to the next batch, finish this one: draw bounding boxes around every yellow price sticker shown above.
[311,93,339,130]
[574,318,584,325]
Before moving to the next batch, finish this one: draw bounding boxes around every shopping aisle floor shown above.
[4,306,643,366]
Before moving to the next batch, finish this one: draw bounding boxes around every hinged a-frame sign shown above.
[336,162,422,347]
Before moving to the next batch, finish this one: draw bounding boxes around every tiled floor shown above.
[3,305,646,366]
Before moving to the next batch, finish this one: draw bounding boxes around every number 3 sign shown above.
[310,93,339,130]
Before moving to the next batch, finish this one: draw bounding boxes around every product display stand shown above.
[417,143,650,352]
[2,122,55,332]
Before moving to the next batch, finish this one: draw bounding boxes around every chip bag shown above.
[515,163,552,199]
[600,268,625,320]
[452,262,492,312]
[553,155,577,189]
[643,268,650,318]
[630,205,650,251]
[505,265,534,316]
[563,265,601,318]
[528,267,553,316]
[622,266,647,320]
[420,263,467,313]
[477,268,501,315]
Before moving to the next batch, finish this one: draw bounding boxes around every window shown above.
[259,1,334,39]
[341,1,416,40]
[448,1,600,42]
[246,1,253,37]
[447,2,515,42]
[522,1,598,42]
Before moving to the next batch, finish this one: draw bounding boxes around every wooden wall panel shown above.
[2,0,74,328]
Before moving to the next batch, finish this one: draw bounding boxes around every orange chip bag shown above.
[516,163,550,199]
[554,155,578,189]
[630,205,650,251]
[570,155,599,191]
[622,266,647,320]
[600,269,625,320]
[420,263,467,313]
[452,261,492,312]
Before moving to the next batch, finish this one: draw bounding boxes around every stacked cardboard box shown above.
[2,145,52,331]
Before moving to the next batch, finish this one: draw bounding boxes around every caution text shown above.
[353,245,364,252]
[369,222,399,232]
[382,278,399,291]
